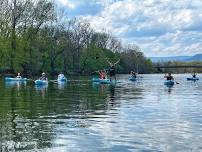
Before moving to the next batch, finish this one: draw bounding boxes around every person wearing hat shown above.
[16,73,22,79]
[39,72,48,81]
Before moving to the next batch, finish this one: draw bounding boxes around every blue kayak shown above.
[5,77,27,81]
[99,79,111,84]
[92,78,113,84]
[164,80,175,86]
[92,78,100,82]
[187,77,199,81]
[129,76,136,81]
[35,80,48,85]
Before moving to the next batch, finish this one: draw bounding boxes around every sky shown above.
[55,0,202,57]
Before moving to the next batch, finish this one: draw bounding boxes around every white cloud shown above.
[55,0,202,56]
[55,0,75,9]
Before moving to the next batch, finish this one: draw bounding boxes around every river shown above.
[0,74,202,151]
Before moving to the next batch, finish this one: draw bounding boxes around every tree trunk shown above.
[10,0,17,71]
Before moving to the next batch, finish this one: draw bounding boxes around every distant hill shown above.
[186,54,202,61]
[150,54,202,63]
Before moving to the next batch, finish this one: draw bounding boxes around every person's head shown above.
[42,72,45,76]
[168,73,171,76]
[60,72,63,74]
[17,73,20,76]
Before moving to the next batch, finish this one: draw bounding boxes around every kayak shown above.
[57,77,67,82]
[5,77,27,81]
[164,80,175,86]
[35,80,48,85]
[92,78,113,84]
[129,76,136,81]
[99,79,111,84]
[187,77,199,81]
[92,77,100,82]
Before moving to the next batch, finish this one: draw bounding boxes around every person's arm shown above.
[114,59,120,65]
[105,58,112,66]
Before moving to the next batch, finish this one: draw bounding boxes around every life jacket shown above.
[167,76,173,80]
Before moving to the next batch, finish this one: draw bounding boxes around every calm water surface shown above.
[1,74,202,152]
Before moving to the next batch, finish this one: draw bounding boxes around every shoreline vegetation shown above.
[154,61,202,74]
[0,0,201,77]
[0,0,154,77]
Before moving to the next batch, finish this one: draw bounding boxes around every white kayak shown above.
[57,77,67,82]
[35,80,48,85]
[5,77,27,81]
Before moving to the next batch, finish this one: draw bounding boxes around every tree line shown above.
[0,0,154,76]
[154,61,202,73]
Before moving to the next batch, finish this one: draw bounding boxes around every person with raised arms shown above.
[106,58,120,81]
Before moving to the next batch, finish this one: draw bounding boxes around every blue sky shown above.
[55,0,202,57]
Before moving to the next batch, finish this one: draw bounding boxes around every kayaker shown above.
[39,72,48,81]
[99,70,107,79]
[16,73,22,79]
[131,71,137,78]
[192,73,197,78]
[106,58,120,81]
[164,73,174,80]
[58,72,65,80]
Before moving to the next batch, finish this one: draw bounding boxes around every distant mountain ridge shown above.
[150,54,202,62]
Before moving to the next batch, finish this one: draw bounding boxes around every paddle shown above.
[49,80,58,84]
[175,81,180,84]
[26,79,35,84]
[26,79,34,81]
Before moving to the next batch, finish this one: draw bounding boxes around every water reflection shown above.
[0,75,202,151]
[165,85,174,94]
[35,84,48,98]
[109,85,115,102]
[57,82,67,90]
[5,81,27,90]
[35,84,48,91]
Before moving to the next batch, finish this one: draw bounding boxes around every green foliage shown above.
[154,61,202,73]
[0,0,154,75]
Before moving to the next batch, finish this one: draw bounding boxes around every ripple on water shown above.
[1,75,202,151]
